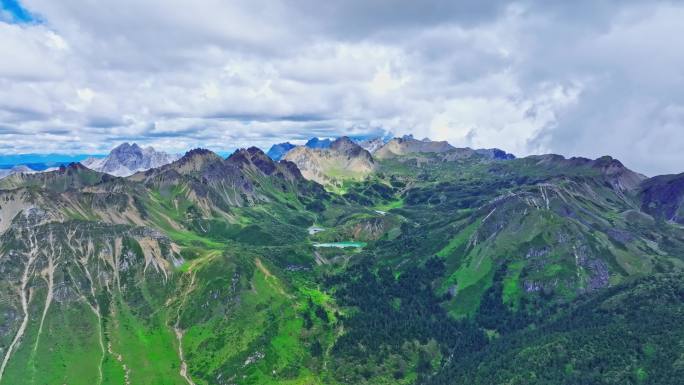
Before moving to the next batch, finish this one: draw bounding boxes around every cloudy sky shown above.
[0,0,683,175]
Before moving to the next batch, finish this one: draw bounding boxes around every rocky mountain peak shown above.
[0,165,36,180]
[375,136,455,159]
[330,137,374,161]
[592,156,626,173]
[227,147,278,175]
[59,162,89,172]
[9,165,34,173]
[331,136,358,151]
[111,142,140,154]
[592,155,646,191]
[355,137,385,153]
[182,148,215,159]
[283,137,375,186]
[82,142,180,177]
[246,146,269,157]
[168,148,222,174]
[475,148,516,160]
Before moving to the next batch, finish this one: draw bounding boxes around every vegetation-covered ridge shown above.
[0,140,683,384]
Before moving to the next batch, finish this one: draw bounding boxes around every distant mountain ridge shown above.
[266,142,296,160]
[305,137,333,149]
[266,134,516,186]
[374,135,455,159]
[265,137,345,161]
[0,164,60,180]
[0,162,109,192]
[82,142,180,177]
[355,137,386,153]
[1,134,514,178]
[0,165,35,180]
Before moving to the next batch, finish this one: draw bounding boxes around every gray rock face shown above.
[639,172,684,224]
[283,137,375,185]
[475,148,516,160]
[374,136,455,159]
[82,143,180,177]
[355,137,385,154]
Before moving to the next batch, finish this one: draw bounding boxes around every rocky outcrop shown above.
[639,172,684,224]
[475,148,515,160]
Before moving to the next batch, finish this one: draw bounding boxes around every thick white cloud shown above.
[0,0,682,175]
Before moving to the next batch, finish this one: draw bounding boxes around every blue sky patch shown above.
[0,153,102,168]
[0,0,38,23]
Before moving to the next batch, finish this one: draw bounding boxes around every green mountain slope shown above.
[0,140,683,384]
[427,273,684,385]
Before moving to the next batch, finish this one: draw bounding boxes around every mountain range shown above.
[265,137,339,161]
[0,134,682,385]
[0,165,36,179]
[0,164,59,179]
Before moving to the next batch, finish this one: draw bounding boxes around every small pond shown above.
[312,242,366,249]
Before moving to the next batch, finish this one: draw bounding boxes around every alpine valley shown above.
[0,135,683,385]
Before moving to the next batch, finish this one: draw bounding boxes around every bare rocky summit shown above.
[374,135,455,159]
[82,143,180,177]
[283,137,375,186]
